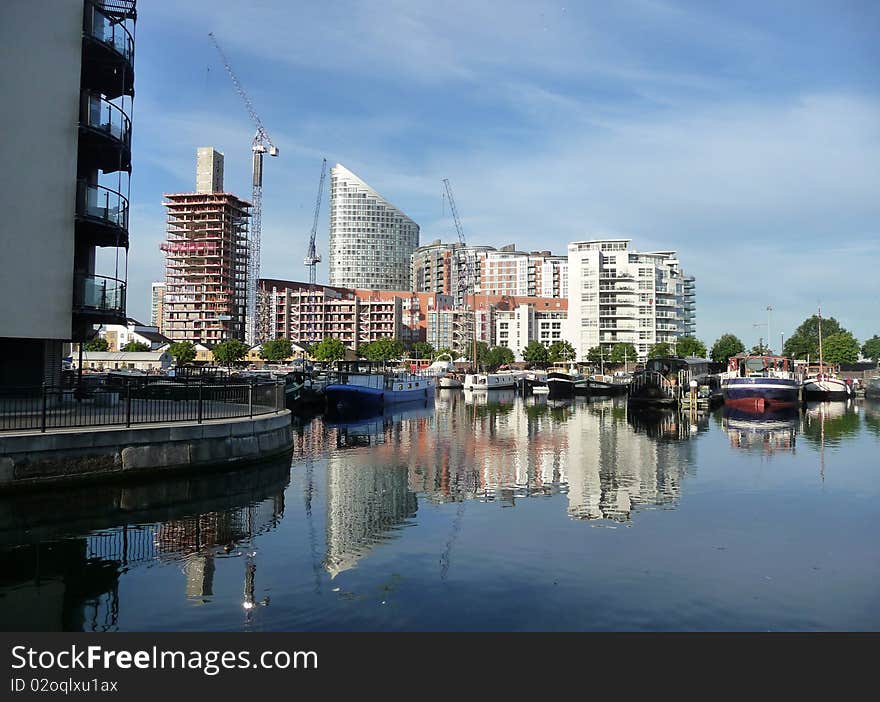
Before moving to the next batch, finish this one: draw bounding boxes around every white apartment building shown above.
[494,305,568,361]
[495,305,534,361]
[567,239,694,361]
[328,164,419,291]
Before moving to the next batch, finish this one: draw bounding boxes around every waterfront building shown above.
[78,350,172,372]
[566,239,694,361]
[257,278,453,350]
[411,240,495,305]
[411,241,568,304]
[161,148,250,344]
[150,282,166,332]
[427,295,567,358]
[480,246,568,299]
[0,0,136,388]
[98,318,169,351]
[328,164,419,291]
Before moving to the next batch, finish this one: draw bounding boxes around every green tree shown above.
[167,341,195,366]
[523,341,549,365]
[674,336,707,358]
[411,341,434,359]
[311,337,346,362]
[484,345,515,371]
[121,341,150,352]
[783,314,845,361]
[608,342,637,364]
[751,342,769,355]
[360,337,403,361]
[861,335,880,362]
[83,337,109,352]
[822,331,860,365]
[548,340,576,363]
[710,333,745,363]
[213,339,249,367]
[585,346,605,364]
[648,342,674,359]
[260,338,293,361]
[466,341,489,365]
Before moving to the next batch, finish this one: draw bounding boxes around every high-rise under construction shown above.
[161,148,250,344]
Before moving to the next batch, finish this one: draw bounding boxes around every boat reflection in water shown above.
[0,458,290,631]
[721,407,799,455]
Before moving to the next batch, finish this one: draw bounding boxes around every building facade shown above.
[0,0,136,387]
[150,281,165,332]
[411,241,569,305]
[258,279,453,351]
[411,240,495,305]
[566,239,694,361]
[328,164,419,291]
[161,149,250,344]
[98,318,169,351]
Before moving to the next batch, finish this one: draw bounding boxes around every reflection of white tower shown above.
[565,406,692,522]
[324,459,417,578]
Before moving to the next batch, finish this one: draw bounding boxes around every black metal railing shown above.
[76,180,129,229]
[80,92,132,146]
[73,273,126,315]
[84,0,135,63]
[0,376,285,433]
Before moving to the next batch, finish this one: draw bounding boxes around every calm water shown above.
[2,392,879,631]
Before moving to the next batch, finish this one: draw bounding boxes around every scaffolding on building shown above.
[161,192,250,344]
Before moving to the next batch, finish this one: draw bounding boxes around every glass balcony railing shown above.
[76,180,128,229]
[81,92,131,146]
[84,1,134,63]
[74,274,126,315]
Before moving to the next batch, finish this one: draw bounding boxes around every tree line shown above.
[102,310,879,369]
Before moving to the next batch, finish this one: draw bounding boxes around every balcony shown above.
[73,273,126,322]
[82,0,135,100]
[78,92,132,173]
[75,180,129,247]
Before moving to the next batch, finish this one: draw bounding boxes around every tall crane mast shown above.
[304,159,327,287]
[442,179,477,366]
[304,159,327,345]
[208,32,278,345]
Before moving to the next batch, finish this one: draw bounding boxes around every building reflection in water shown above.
[316,395,709,578]
[0,458,289,631]
[721,407,799,455]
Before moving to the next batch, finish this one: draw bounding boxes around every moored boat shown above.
[802,371,853,401]
[463,371,518,390]
[325,361,435,415]
[546,365,580,399]
[865,377,880,400]
[720,355,800,412]
[576,374,629,396]
[438,372,464,389]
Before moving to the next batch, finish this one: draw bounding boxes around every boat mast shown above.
[817,306,824,376]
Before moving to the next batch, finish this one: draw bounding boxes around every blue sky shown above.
[123,0,879,349]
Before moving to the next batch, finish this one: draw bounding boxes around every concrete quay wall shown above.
[0,411,294,490]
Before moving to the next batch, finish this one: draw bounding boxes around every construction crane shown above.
[442,179,477,366]
[303,159,327,345]
[208,32,278,345]
[304,159,327,287]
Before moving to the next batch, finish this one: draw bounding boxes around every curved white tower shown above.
[328,164,419,290]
